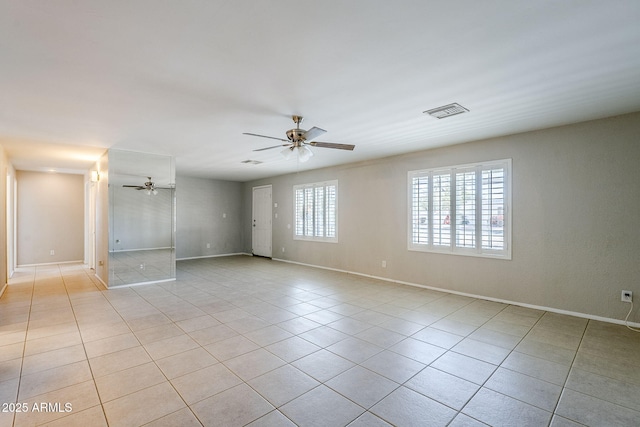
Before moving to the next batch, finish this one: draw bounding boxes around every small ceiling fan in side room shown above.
[122,177,171,195]
[243,115,355,162]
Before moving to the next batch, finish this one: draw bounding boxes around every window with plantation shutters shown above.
[294,180,338,242]
[432,173,451,247]
[482,167,505,251]
[408,159,511,259]
[410,175,429,245]
[456,169,476,249]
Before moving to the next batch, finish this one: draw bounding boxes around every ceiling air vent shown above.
[241,160,263,165]
[424,103,469,119]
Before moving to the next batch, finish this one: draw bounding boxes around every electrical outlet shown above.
[381,260,387,268]
[621,290,633,303]
[206,243,211,248]
[50,250,55,256]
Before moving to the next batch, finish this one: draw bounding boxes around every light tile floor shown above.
[1,256,639,426]
[109,249,174,287]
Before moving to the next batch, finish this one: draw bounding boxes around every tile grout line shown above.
[11,265,36,427]
[58,264,109,426]
[549,317,591,424]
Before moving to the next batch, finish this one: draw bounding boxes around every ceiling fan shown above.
[122,177,171,195]
[243,115,355,162]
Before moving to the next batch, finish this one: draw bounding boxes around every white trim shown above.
[108,277,176,289]
[94,273,108,289]
[272,257,640,328]
[17,260,84,268]
[177,252,251,261]
[110,247,173,253]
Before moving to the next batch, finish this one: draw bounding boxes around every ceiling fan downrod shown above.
[292,115,303,127]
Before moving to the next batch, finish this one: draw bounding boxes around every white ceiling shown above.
[1,1,639,181]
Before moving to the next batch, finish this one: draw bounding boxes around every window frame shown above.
[293,180,339,243]
[408,159,511,259]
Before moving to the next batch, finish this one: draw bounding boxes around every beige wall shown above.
[176,175,244,259]
[243,112,640,322]
[16,171,84,265]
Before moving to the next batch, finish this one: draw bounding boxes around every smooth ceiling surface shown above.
[1,1,639,180]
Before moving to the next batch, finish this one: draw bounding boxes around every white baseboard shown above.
[108,277,176,289]
[177,252,251,261]
[94,273,108,290]
[17,260,84,268]
[272,257,640,329]
[110,247,173,253]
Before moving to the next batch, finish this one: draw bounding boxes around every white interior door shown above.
[252,185,272,258]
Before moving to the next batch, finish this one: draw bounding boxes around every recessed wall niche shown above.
[108,149,176,287]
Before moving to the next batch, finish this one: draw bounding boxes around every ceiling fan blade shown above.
[302,126,326,142]
[243,132,288,142]
[122,185,143,188]
[308,141,355,151]
[253,144,292,152]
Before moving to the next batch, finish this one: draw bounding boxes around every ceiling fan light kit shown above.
[244,115,355,162]
[280,145,313,162]
[280,147,292,160]
[297,145,314,162]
